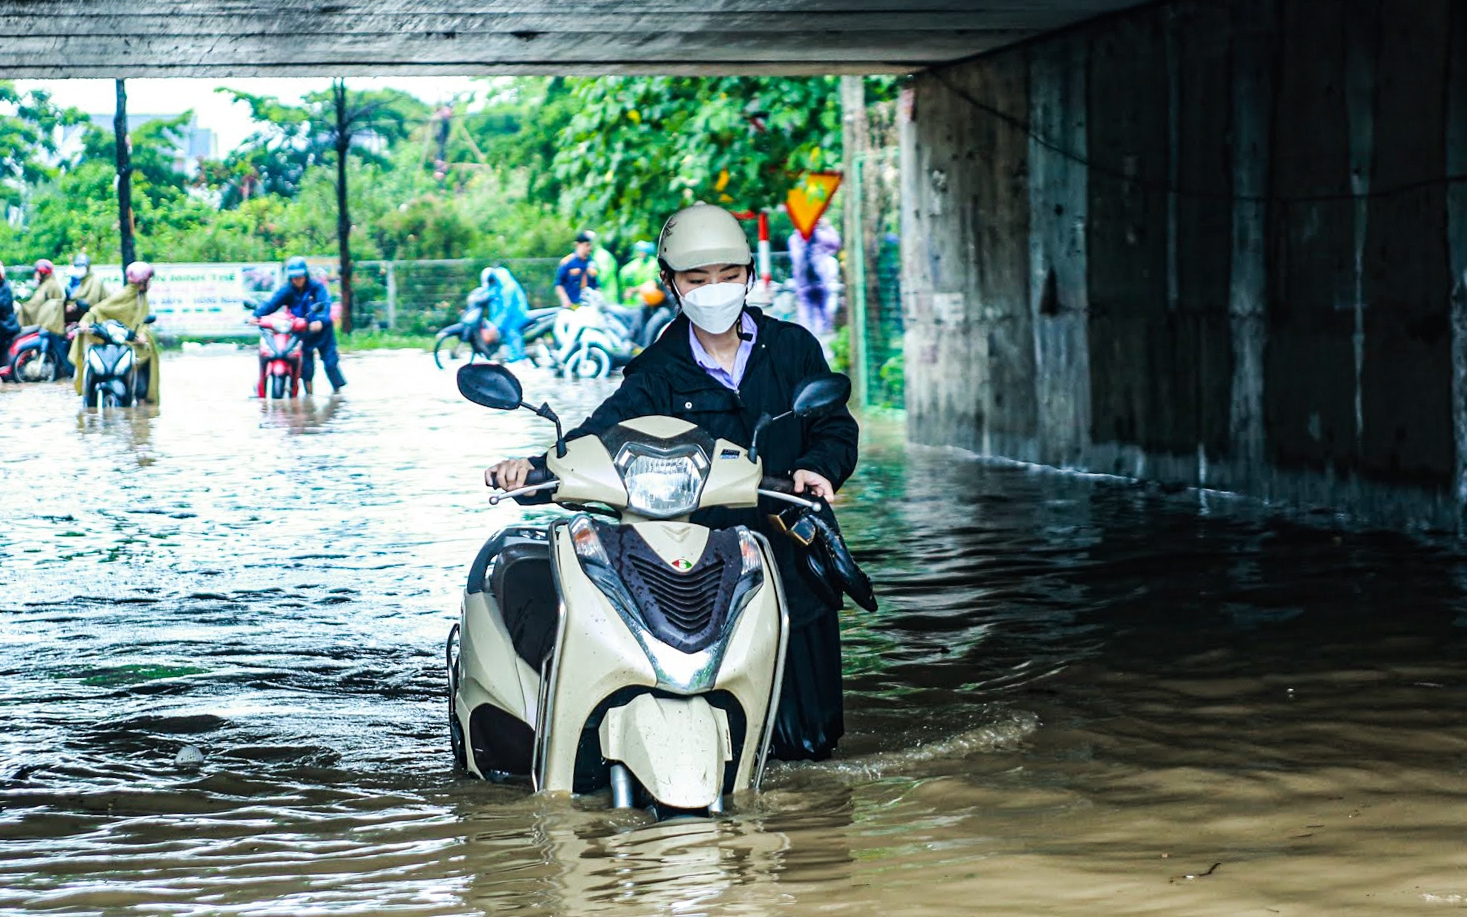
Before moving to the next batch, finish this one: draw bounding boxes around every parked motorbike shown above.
[2,326,72,383]
[79,316,155,407]
[546,290,636,379]
[251,311,308,399]
[433,299,560,370]
[446,362,851,819]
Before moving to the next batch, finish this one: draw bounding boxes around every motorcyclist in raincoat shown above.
[66,254,111,317]
[469,266,531,361]
[587,230,620,304]
[617,240,660,305]
[17,260,66,336]
[70,261,161,404]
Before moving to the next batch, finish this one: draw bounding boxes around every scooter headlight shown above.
[616,444,708,519]
[86,347,107,375]
[115,347,134,374]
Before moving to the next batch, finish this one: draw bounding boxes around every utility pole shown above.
[333,79,354,334]
[114,79,135,268]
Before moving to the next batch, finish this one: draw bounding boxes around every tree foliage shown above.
[0,82,87,209]
[211,86,428,207]
[1,75,873,270]
[548,76,846,245]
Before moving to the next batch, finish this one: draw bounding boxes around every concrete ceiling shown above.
[2,0,1150,78]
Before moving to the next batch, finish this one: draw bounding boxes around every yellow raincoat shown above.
[72,271,112,310]
[70,283,160,403]
[18,275,66,335]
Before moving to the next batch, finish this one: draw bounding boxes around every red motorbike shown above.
[251,311,308,399]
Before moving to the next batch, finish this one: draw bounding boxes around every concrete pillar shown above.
[1227,0,1276,479]
[1028,35,1090,467]
[1448,2,1467,523]
[901,0,1467,529]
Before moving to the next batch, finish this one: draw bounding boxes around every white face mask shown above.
[678,282,746,334]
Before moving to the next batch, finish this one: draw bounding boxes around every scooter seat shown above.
[468,527,557,671]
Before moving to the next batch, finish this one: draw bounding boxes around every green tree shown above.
[0,82,87,212]
[549,76,847,246]
[214,85,429,207]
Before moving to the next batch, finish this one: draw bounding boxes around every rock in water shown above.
[174,745,205,768]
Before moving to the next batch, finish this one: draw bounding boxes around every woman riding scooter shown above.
[69,261,161,404]
[488,203,861,761]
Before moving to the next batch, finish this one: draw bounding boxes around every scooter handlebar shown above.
[758,475,823,511]
[487,466,558,505]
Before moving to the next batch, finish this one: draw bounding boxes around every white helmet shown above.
[657,204,752,273]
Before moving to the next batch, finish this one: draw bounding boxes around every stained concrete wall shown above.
[902,0,1467,529]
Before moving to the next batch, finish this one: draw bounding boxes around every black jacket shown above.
[561,307,860,626]
[566,307,858,485]
[0,280,17,339]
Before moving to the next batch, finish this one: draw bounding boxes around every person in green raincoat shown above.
[617,240,660,305]
[71,261,160,404]
[586,231,620,304]
[17,259,66,335]
[66,254,111,316]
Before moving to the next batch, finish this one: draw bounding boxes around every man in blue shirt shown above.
[553,231,599,308]
[253,256,347,394]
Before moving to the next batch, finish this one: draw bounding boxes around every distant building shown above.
[52,113,217,176]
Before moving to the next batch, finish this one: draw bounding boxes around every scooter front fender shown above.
[599,693,731,810]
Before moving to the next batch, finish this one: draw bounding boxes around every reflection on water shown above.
[4,349,1467,915]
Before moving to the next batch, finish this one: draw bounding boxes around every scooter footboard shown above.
[599,694,731,810]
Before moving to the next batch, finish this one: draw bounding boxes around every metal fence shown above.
[353,253,798,337]
[354,258,562,336]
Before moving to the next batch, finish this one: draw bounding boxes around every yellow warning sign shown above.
[786,171,843,241]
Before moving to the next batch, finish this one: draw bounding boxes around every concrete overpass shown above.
[1,0,1146,76]
[5,0,1467,530]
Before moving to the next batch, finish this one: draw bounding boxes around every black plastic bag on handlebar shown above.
[771,502,878,612]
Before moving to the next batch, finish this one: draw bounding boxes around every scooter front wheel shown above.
[270,374,287,399]
[571,346,612,379]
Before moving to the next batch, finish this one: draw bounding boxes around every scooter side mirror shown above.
[791,373,851,418]
[144,314,157,324]
[457,363,524,411]
[749,373,852,464]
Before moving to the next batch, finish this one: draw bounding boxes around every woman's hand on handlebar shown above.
[486,458,534,491]
[793,469,834,501]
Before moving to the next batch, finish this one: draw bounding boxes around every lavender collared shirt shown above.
[689,312,757,391]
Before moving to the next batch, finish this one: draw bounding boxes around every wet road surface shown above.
[3,349,1467,915]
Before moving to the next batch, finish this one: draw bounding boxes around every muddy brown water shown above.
[3,350,1467,916]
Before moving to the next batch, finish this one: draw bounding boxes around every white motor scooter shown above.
[547,290,636,379]
[447,362,850,818]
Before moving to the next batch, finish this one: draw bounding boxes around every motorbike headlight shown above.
[616,445,708,519]
[116,348,134,374]
[86,347,106,375]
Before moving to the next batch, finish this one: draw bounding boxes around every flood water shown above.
[3,349,1467,916]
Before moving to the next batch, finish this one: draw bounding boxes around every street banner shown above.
[140,262,283,338]
[786,172,843,241]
